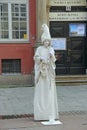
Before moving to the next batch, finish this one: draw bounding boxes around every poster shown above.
[69,23,86,37]
[51,38,66,50]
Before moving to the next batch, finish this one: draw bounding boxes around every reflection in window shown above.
[2,59,21,73]
[0,3,8,39]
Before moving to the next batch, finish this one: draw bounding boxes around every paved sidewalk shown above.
[0,114,87,130]
[0,85,87,130]
[0,85,87,117]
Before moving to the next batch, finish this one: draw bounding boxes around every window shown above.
[2,59,21,73]
[0,0,29,42]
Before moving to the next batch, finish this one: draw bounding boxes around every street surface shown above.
[0,85,87,130]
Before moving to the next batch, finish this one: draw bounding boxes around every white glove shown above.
[49,48,54,58]
[40,56,46,63]
[49,48,54,55]
[41,56,46,60]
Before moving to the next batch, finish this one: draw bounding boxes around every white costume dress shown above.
[34,45,59,121]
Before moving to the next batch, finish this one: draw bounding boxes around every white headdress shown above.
[41,24,51,43]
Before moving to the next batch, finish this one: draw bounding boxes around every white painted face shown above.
[43,40,50,47]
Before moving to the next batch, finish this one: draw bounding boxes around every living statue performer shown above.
[34,24,62,125]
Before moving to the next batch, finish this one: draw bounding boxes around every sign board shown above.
[50,0,86,6]
[49,12,87,21]
[51,38,66,50]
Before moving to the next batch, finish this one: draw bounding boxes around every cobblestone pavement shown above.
[0,85,87,130]
[0,85,87,116]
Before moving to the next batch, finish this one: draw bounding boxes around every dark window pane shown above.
[2,59,21,73]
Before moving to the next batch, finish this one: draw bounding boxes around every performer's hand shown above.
[40,57,46,62]
[49,48,54,58]
[49,53,53,58]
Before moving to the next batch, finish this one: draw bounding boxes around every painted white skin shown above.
[34,41,59,121]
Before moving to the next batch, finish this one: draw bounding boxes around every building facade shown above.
[49,0,87,75]
[0,0,36,85]
[0,0,87,86]
[36,0,87,75]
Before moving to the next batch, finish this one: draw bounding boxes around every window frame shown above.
[0,0,29,43]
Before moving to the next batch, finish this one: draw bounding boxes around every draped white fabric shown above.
[34,45,59,121]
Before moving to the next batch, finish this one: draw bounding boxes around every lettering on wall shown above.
[49,12,87,21]
[50,0,86,6]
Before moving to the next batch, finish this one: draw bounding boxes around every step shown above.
[55,75,87,85]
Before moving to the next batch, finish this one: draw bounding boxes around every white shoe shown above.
[49,119,55,123]
[41,119,63,125]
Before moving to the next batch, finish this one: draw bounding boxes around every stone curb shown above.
[0,114,34,120]
[0,111,87,120]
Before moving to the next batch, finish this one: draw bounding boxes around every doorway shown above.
[50,22,86,75]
